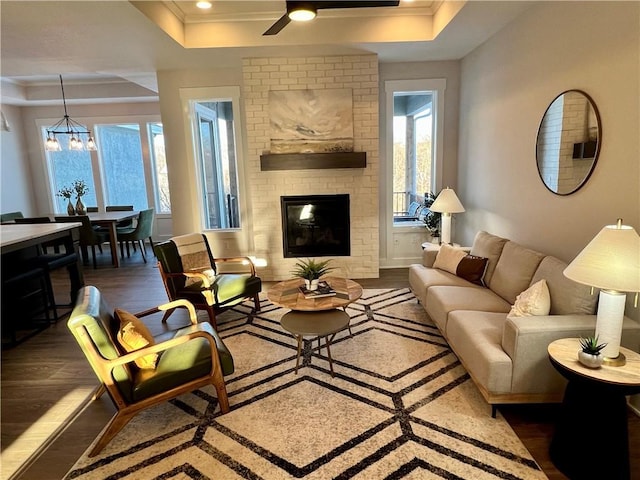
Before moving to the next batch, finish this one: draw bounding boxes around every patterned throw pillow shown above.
[508,279,551,317]
[115,308,159,370]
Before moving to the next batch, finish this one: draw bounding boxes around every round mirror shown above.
[536,90,601,195]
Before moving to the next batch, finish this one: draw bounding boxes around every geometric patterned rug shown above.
[64,288,548,479]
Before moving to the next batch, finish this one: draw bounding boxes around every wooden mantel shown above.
[259,152,366,171]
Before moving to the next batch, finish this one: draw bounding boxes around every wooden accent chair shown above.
[68,285,234,457]
[154,233,262,330]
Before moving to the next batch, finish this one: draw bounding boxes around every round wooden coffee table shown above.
[266,276,363,311]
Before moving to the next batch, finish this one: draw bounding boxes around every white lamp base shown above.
[440,213,452,245]
[595,289,627,366]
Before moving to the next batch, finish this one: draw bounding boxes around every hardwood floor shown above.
[2,251,638,479]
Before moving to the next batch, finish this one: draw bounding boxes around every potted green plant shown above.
[578,335,607,368]
[292,258,334,291]
[423,191,441,242]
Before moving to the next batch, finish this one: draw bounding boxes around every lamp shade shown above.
[563,220,640,293]
[429,188,465,214]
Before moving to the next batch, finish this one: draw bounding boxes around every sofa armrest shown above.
[502,314,640,394]
[422,245,439,267]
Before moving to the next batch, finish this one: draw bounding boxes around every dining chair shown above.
[1,211,24,223]
[54,215,109,269]
[106,205,134,228]
[116,208,155,263]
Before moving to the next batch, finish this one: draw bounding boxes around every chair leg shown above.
[91,246,98,269]
[88,409,136,457]
[206,307,218,331]
[213,379,230,414]
[93,384,106,400]
[253,293,261,313]
[161,309,174,323]
[139,240,147,263]
[149,237,155,257]
[120,241,125,259]
[126,241,131,258]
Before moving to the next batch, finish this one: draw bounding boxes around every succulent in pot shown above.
[578,335,607,368]
[292,258,334,291]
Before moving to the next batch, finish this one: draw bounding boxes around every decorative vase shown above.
[75,197,86,215]
[66,199,76,216]
[305,279,319,291]
[578,351,603,369]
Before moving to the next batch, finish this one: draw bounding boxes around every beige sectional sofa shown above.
[409,231,640,414]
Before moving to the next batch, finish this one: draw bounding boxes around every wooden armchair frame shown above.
[154,235,261,330]
[68,287,231,457]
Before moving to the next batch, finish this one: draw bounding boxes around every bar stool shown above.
[1,267,51,347]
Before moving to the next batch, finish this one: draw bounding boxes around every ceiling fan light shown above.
[288,6,316,22]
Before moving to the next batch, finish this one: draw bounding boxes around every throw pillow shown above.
[508,279,551,317]
[433,244,468,274]
[115,308,159,370]
[456,255,489,286]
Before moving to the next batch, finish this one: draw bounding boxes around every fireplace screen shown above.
[281,194,350,258]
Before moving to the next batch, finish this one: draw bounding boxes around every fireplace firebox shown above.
[281,194,350,258]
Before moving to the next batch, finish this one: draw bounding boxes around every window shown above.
[185,87,243,231]
[385,79,446,227]
[44,119,166,214]
[148,123,170,213]
[95,124,147,210]
[48,142,96,213]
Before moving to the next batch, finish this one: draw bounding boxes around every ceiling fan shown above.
[263,1,401,36]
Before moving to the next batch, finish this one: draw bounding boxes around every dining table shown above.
[54,211,139,268]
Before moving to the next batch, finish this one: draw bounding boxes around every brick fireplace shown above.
[242,54,380,280]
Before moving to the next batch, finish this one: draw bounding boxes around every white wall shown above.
[458,1,639,260]
[0,105,35,215]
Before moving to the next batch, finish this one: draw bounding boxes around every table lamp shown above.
[563,219,640,366]
[429,188,465,245]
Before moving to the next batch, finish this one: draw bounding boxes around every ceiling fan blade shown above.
[315,1,400,9]
[263,13,291,36]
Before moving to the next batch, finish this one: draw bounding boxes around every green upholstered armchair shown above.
[154,233,261,330]
[68,285,234,456]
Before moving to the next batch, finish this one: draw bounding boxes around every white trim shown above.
[384,78,446,263]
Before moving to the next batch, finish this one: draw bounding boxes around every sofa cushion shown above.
[426,285,511,335]
[446,311,513,394]
[409,264,479,306]
[531,256,598,315]
[488,242,545,304]
[469,231,508,285]
[508,279,551,317]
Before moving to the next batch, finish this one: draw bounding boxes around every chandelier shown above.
[45,75,97,151]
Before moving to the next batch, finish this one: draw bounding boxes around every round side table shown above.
[281,309,350,377]
[547,338,640,480]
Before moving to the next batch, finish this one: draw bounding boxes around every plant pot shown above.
[66,199,76,216]
[578,351,603,369]
[305,279,319,291]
